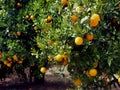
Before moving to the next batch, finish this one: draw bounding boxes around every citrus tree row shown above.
[0,0,120,89]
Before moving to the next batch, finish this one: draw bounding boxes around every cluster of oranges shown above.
[3,55,23,68]
[75,33,94,45]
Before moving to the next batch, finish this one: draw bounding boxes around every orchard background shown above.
[0,0,120,90]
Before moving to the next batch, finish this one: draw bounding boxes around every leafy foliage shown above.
[0,0,120,89]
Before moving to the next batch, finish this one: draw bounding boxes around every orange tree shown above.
[34,0,120,89]
[1,0,120,89]
[0,0,48,82]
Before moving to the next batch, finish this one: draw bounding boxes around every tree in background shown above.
[0,0,48,82]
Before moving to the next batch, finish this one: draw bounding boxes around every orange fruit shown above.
[17,2,21,8]
[90,13,100,27]
[0,51,2,59]
[40,67,47,73]
[61,0,68,6]
[25,15,29,19]
[18,60,23,64]
[13,55,19,61]
[71,15,78,23]
[45,0,49,3]
[6,63,12,67]
[85,33,94,40]
[8,58,12,62]
[62,55,68,66]
[74,79,82,86]
[89,69,97,77]
[47,16,53,23]
[118,77,120,83]
[75,37,83,45]
[47,40,52,45]
[3,61,8,65]
[54,54,63,62]
[0,54,2,59]
[30,15,34,20]
[16,31,21,36]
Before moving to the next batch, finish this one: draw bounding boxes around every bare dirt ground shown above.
[0,66,120,90]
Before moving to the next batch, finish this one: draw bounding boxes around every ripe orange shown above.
[16,31,21,36]
[47,16,53,23]
[3,61,8,65]
[71,15,78,23]
[90,13,100,27]
[118,77,120,83]
[75,37,83,45]
[54,54,63,62]
[0,54,2,59]
[62,55,68,66]
[47,40,52,45]
[6,63,12,67]
[0,51,2,59]
[89,69,97,77]
[13,55,19,61]
[8,58,12,62]
[45,0,49,3]
[17,2,21,8]
[18,60,23,64]
[74,79,82,86]
[61,0,68,6]
[30,15,34,20]
[40,67,47,73]
[85,33,94,40]
[25,15,29,19]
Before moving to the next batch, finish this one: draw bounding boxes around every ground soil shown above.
[0,66,120,90]
[0,75,74,90]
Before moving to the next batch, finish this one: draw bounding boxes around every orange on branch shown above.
[74,79,82,86]
[85,33,94,40]
[75,37,83,45]
[54,54,63,62]
[47,16,53,23]
[8,58,12,62]
[40,67,47,73]
[13,55,19,61]
[61,0,68,6]
[18,60,23,64]
[17,2,21,8]
[71,15,78,23]
[25,15,29,20]
[90,13,100,27]
[89,69,97,77]
[62,55,68,66]
[118,77,120,83]
[30,15,34,20]
[16,31,21,36]
[6,63,12,68]
[3,61,8,65]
